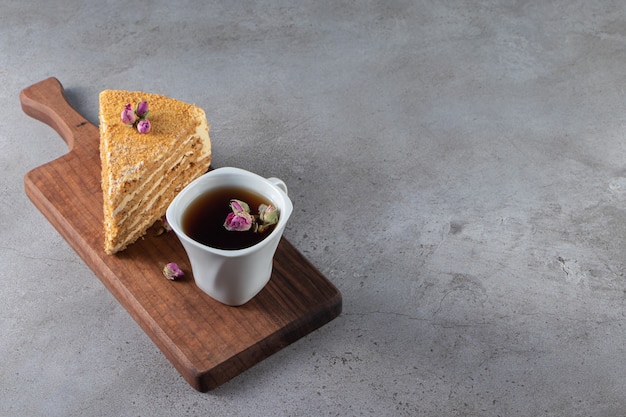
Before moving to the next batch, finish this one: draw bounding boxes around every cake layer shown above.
[107,147,210,253]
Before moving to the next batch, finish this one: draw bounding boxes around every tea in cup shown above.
[166,167,293,306]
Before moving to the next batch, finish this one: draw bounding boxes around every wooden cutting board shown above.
[20,77,342,392]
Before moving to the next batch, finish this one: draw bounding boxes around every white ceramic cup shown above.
[166,167,293,306]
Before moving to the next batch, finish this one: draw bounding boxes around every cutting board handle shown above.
[20,77,94,151]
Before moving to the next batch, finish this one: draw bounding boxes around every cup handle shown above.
[267,177,288,195]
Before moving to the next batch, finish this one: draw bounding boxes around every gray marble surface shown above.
[3,1,626,416]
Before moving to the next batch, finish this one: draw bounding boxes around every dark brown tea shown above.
[182,186,276,250]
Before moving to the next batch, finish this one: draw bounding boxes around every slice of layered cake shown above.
[99,90,212,254]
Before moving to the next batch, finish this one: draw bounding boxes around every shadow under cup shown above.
[166,167,293,306]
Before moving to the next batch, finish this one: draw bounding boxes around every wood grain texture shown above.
[21,77,342,392]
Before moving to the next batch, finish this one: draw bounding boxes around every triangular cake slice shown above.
[99,90,212,254]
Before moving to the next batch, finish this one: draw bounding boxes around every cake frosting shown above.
[99,90,212,254]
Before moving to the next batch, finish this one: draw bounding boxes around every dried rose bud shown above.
[137,119,151,133]
[259,204,279,225]
[136,101,149,118]
[121,103,136,125]
[229,199,250,214]
[224,211,253,231]
[163,262,184,280]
